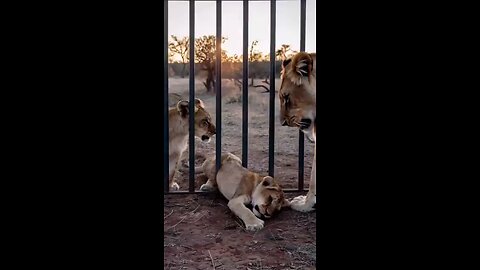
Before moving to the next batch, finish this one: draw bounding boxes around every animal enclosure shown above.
[164,1,316,269]
[164,0,312,194]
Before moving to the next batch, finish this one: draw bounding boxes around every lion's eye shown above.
[202,120,209,127]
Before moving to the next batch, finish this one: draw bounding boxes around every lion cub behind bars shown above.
[197,153,290,231]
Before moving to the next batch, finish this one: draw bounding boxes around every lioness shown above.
[279,52,317,212]
[198,153,290,231]
[168,98,215,190]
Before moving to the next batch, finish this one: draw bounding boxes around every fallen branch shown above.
[252,84,270,92]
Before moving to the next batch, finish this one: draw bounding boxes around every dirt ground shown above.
[164,193,316,270]
[165,78,316,269]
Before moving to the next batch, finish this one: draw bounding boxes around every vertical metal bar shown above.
[164,0,169,193]
[298,0,306,191]
[242,0,248,168]
[268,0,276,177]
[215,0,222,174]
[188,0,195,193]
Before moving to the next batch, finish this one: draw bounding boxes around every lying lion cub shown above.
[198,153,290,231]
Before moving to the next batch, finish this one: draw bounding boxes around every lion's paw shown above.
[290,195,316,212]
[170,182,180,191]
[244,217,265,231]
[200,183,214,192]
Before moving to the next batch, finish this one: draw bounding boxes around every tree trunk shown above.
[203,63,216,93]
[181,63,187,78]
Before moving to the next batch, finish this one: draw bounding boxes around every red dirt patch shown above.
[164,193,316,269]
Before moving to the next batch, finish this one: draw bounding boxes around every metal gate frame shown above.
[164,0,309,194]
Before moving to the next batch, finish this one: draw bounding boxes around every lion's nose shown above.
[281,120,288,126]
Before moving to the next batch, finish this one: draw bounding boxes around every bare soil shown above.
[165,78,316,269]
[164,193,316,270]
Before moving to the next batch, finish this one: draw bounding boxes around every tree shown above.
[195,35,227,92]
[249,40,263,62]
[168,35,189,78]
[275,44,297,61]
[248,40,263,86]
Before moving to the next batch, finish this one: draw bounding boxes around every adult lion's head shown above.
[279,52,316,142]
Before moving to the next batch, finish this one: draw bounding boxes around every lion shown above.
[279,52,317,212]
[168,98,216,190]
[197,152,290,231]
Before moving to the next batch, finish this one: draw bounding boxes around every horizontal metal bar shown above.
[167,0,294,1]
[164,189,310,195]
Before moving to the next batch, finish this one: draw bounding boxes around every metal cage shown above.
[164,0,309,194]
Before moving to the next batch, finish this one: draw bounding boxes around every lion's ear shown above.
[177,100,199,116]
[176,100,189,118]
[291,52,313,78]
[262,176,273,186]
[194,98,205,109]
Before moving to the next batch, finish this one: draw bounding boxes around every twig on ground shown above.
[181,245,194,251]
[164,209,174,221]
[191,202,201,213]
[217,202,227,208]
[208,250,215,270]
[269,229,278,241]
[234,220,247,232]
[167,215,187,231]
[167,202,201,230]
[193,214,205,223]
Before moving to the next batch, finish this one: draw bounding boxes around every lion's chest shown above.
[169,135,188,156]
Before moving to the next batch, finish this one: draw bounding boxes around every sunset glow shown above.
[168,0,316,63]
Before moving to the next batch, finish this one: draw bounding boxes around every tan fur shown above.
[168,98,215,190]
[279,52,317,212]
[199,153,289,231]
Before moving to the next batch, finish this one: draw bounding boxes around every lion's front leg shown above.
[290,143,316,212]
[168,152,181,191]
[228,195,264,231]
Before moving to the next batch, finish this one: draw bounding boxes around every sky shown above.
[168,0,316,61]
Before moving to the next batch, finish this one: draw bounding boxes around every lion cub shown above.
[198,153,290,231]
[168,98,215,190]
